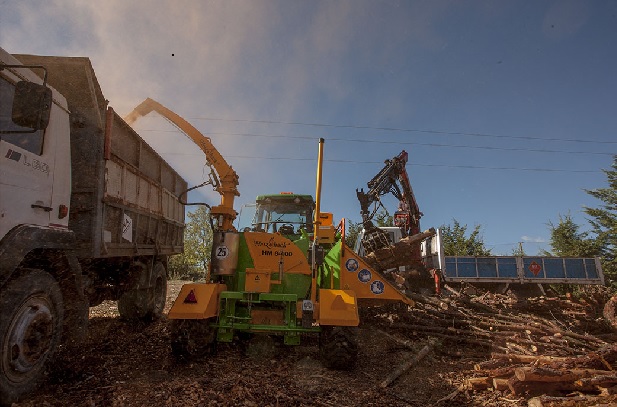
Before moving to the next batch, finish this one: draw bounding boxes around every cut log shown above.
[492,378,510,391]
[372,328,415,350]
[490,353,570,365]
[379,341,434,388]
[364,228,436,272]
[507,377,589,397]
[514,366,611,383]
[603,295,617,331]
[575,374,617,387]
[482,366,518,379]
[527,394,617,407]
[464,376,491,390]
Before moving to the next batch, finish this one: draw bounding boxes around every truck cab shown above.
[1,48,187,406]
[0,53,71,244]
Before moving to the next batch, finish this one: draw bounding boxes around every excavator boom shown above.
[356,150,421,236]
[125,98,239,230]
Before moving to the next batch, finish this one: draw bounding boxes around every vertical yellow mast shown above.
[311,138,325,303]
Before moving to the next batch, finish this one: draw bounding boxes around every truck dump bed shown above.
[420,228,605,288]
[14,54,186,258]
[443,256,604,285]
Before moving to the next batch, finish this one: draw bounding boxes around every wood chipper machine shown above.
[124,99,417,369]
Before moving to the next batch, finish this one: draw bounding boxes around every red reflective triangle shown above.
[184,289,198,303]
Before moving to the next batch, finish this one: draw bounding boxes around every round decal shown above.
[358,268,372,283]
[370,280,385,295]
[215,245,230,259]
[345,258,359,272]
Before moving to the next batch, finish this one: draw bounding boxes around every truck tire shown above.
[0,269,63,406]
[149,262,167,319]
[319,326,358,371]
[170,318,216,360]
[118,261,167,321]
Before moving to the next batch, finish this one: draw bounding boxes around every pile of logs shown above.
[374,288,611,358]
[364,284,617,404]
[362,228,436,273]
[468,347,617,404]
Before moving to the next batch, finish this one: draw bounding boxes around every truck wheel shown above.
[0,269,63,406]
[170,319,216,360]
[118,262,167,321]
[149,262,167,319]
[319,326,358,371]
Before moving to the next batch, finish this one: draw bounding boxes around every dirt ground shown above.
[11,281,617,407]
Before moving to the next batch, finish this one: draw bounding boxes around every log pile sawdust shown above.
[362,283,617,406]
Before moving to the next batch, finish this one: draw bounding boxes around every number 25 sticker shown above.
[216,245,229,259]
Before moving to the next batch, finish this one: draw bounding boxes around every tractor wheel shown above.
[319,326,358,371]
[118,262,167,321]
[0,269,63,406]
[170,319,217,360]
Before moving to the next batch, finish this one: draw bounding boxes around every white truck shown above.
[0,48,186,404]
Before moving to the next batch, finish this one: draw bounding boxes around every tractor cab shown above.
[251,193,315,239]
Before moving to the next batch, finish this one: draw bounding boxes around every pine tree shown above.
[440,219,492,256]
[584,157,617,281]
[544,214,600,257]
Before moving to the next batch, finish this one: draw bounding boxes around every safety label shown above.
[370,280,385,295]
[345,258,359,272]
[358,269,372,283]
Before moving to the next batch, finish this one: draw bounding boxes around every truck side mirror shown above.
[12,81,52,130]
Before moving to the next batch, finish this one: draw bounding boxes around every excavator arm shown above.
[356,150,422,254]
[124,98,239,231]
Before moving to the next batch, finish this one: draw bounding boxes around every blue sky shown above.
[2,0,616,254]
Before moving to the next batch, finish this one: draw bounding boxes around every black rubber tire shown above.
[149,262,167,320]
[319,326,358,371]
[0,269,63,406]
[118,262,167,321]
[118,288,151,320]
[170,319,217,360]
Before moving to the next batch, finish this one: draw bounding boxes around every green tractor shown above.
[168,191,413,369]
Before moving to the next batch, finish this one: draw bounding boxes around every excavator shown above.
[124,99,420,369]
[356,150,425,261]
[354,152,605,295]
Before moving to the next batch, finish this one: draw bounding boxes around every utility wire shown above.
[183,116,617,145]
[136,128,615,156]
[158,153,601,173]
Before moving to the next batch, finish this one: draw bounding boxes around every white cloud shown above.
[521,236,546,243]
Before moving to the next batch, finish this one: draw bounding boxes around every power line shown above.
[136,129,615,156]
[159,153,601,173]
[182,116,617,146]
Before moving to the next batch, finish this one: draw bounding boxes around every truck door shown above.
[0,75,55,237]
